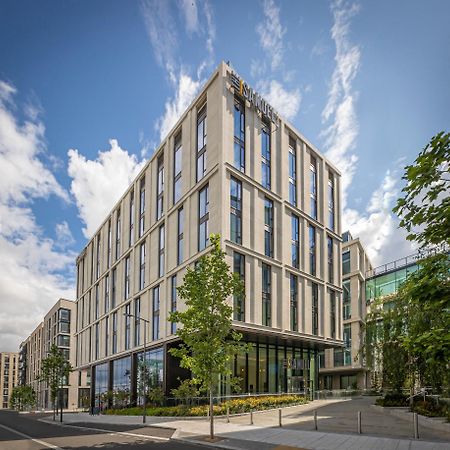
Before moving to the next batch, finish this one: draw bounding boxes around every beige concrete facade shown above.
[0,352,19,409]
[319,231,373,390]
[21,298,87,410]
[75,62,343,397]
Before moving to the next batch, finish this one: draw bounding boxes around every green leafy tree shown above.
[10,385,36,411]
[393,131,450,248]
[39,344,73,420]
[171,378,199,407]
[169,234,250,440]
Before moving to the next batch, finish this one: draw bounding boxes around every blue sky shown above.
[0,0,449,351]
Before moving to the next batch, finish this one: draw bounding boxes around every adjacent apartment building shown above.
[318,231,372,390]
[21,298,88,410]
[0,352,19,409]
[74,61,344,407]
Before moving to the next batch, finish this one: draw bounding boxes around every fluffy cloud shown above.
[67,139,146,239]
[141,0,216,142]
[0,81,75,352]
[321,0,361,210]
[345,169,416,266]
[157,72,202,141]
[260,79,301,122]
[256,0,286,71]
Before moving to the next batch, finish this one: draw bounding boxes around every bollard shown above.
[279,408,282,427]
[413,412,419,440]
[357,411,362,434]
[226,406,230,423]
[250,410,254,425]
[314,410,318,430]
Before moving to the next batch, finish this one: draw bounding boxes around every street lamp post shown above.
[124,313,149,424]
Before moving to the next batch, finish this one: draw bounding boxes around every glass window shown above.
[198,185,209,251]
[197,104,207,181]
[115,208,121,260]
[312,283,319,335]
[290,274,298,331]
[330,291,336,339]
[173,133,182,204]
[309,225,316,276]
[59,321,70,333]
[328,236,334,283]
[328,173,335,230]
[233,252,245,321]
[310,157,317,220]
[124,256,130,299]
[139,348,164,388]
[112,312,117,354]
[342,251,350,275]
[343,324,352,366]
[107,220,112,268]
[261,123,271,189]
[291,214,299,268]
[171,276,177,334]
[94,283,99,319]
[152,286,160,340]
[96,233,101,280]
[95,322,99,359]
[129,190,134,246]
[343,280,351,320]
[230,177,242,244]
[177,207,184,264]
[124,303,131,350]
[112,356,131,396]
[104,274,109,313]
[262,263,271,326]
[57,334,70,347]
[59,309,70,321]
[139,177,145,237]
[104,316,109,357]
[158,225,165,277]
[156,154,164,220]
[288,137,297,206]
[134,297,141,347]
[111,268,116,309]
[139,242,146,290]
[234,99,245,171]
[94,362,109,406]
[264,198,274,257]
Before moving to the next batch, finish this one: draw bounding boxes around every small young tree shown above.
[171,378,199,407]
[169,234,250,440]
[39,344,73,420]
[10,385,36,411]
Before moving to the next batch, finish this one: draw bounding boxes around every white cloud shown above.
[67,139,146,239]
[260,80,301,122]
[256,0,286,71]
[157,72,202,141]
[0,81,75,352]
[179,0,199,34]
[55,221,75,248]
[141,0,216,142]
[345,170,416,265]
[321,0,361,210]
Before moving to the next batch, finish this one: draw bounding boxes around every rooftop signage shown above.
[230,72,279,125]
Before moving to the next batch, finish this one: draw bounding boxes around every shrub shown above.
[412,399,449,418]
[104,394,307,416]
[376,392,408,407]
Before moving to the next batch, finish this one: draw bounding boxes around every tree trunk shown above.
[209,387,214,440]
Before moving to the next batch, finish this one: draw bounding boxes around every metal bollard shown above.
[226,406,230,423]
[413,412,419,440]
[357,411,362,434]
[250,410,254,425]
[279,408,282,427]
[314,410,318,430]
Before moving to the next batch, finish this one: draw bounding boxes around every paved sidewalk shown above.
[44,398,450,450]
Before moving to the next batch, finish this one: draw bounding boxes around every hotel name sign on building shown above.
[230,71,279,125]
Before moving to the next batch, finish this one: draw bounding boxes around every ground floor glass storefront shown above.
[91,340,320,408]
[225,341,319,398]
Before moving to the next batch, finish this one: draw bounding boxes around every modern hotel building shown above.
[74,62,344,406]
[0,352,19,409]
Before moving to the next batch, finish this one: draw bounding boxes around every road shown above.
[0,410,205,450]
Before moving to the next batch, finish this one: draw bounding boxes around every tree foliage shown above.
[168,234,250,439]
[39,344,73,419]
[363,254,450,394]
[10,385,36,411]
[393,131,450,248]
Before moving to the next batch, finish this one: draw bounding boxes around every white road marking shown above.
[0,423,63,450]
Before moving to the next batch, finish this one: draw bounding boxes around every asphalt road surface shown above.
[0,410,204,450]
